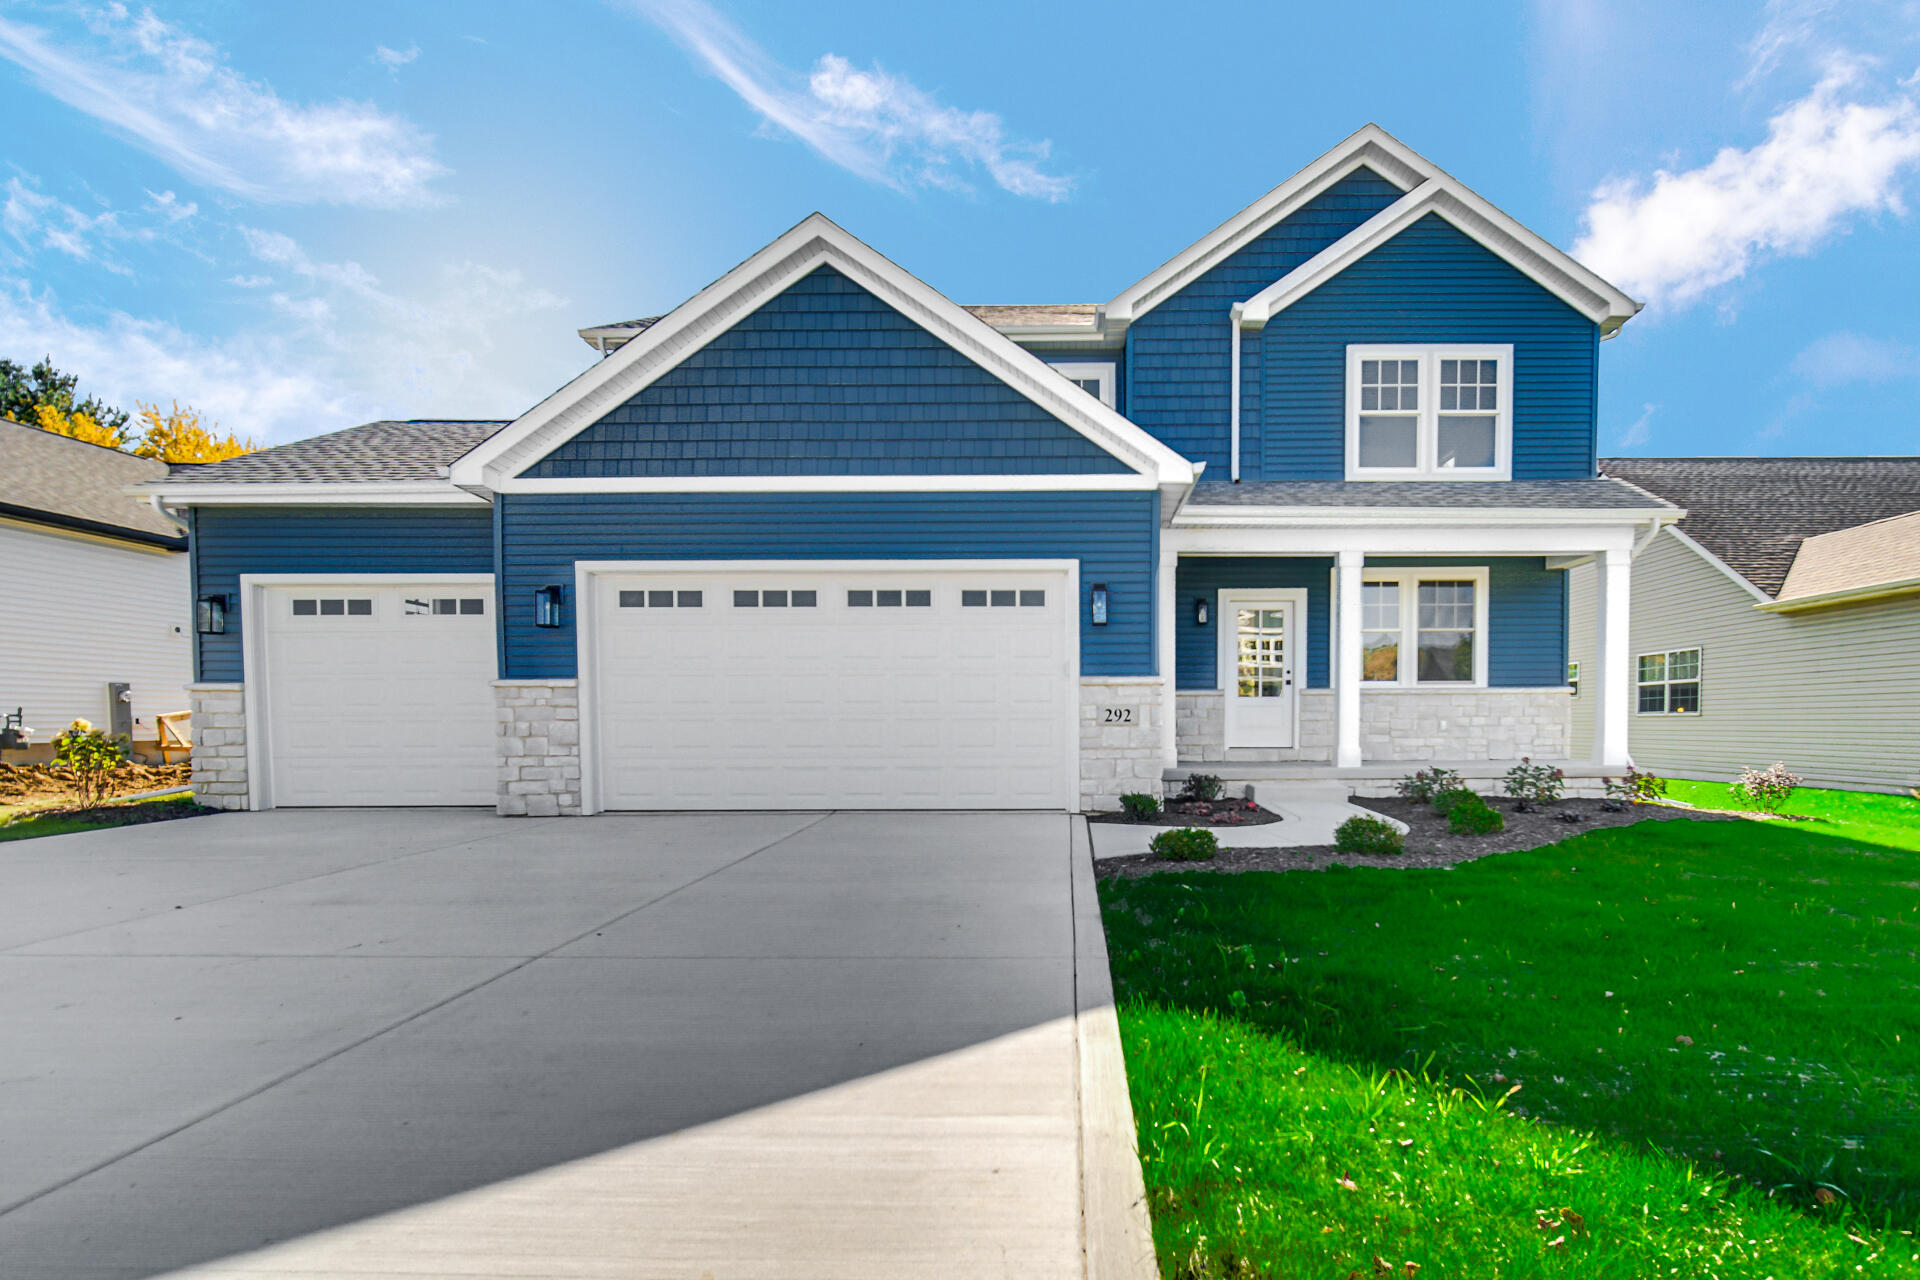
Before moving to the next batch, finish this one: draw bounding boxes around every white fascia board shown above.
[495,472,1160,495]
[451,212,1198,493]
[238,571,494,587]
[1758,576,1920,612]
[1239,179,1640,333]
[1172,504,1676,528]
[133,482,490,507]
[1665,525,1773,603]
[1168,522,1639,557]
[1103,124,1430,325]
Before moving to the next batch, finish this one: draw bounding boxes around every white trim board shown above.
[134,481,490,507]
[1342,344,1513,482]
[451,214,1198,495]
[1663,525,1772,603]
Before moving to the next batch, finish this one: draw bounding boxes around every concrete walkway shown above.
[0,808,1152,1279]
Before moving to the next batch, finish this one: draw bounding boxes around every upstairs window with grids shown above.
[1346,346,1512,479]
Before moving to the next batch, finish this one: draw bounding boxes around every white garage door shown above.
[588,566,1074,810]
[261,582,497,806]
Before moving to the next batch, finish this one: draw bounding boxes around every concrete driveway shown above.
[0,808,1146,1279]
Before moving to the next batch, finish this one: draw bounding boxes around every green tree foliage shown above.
[0,356,131,436]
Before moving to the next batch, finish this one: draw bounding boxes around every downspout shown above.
[1228,302,1245,482]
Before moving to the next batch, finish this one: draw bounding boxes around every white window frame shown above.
[1050,361,1116,408]
[1567,659,1580,696]
[1344,344,1513,481]
[1636,646,1702,716]
[1355,567,1491,688]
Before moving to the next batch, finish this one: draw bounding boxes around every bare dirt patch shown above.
[0,762,192,807]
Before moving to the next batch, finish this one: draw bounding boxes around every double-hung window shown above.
[1637,648,1701,714]
[1356,568,1489,686]
[1346,345,1512,480]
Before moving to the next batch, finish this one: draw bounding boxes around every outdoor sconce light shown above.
[195,594,228,635]
[1089,583,1109,626]
[1194,597,1209,626]
[533,584,566,629]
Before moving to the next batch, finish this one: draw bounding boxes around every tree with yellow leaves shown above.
[132,401,256,464]
[31,403,131,450]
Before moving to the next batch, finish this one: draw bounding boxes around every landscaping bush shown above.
[1430,787,1479,817]
[1333,814,1403,855]
[50,719,129,810]
[1447,793,1505,835]
[1602,767,1666,810]
[1395,766,1465,804]
[1149,826,1219,862]
[1501,756,1564,810]
[1734,761,1802,813]
[1119,792,1161,821]
[1178,773,1224,802]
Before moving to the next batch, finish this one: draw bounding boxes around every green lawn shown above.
[1100,785,1920,1277]
[0,792,204,842]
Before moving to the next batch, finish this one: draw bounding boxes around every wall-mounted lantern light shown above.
[196,594,228,635]
[533,584,566,629]
[1194,596,1209,626]
[1089,583,1109,627]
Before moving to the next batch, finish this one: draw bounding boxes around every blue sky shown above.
[2,0,1918,456]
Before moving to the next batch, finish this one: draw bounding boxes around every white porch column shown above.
[1157,541,1179,772]
[1334,549,1364,767]
[1592,544,1632,768]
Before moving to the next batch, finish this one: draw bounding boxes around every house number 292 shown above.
[1102,707,1135,724]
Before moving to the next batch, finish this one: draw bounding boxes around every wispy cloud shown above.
[1572,62,1920,311]
[1790,330,1918,384]
[626,0,1072,201]
[1740,0,1839,89]
[373,44,419,72]
[143,188,196,223]
[0,7,447,208]
[1616,403,1658,449]
[2,175,149,273]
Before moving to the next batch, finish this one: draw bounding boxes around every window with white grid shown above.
[1346,346,1512,479]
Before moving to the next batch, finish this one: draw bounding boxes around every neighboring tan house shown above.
[1569,457,1920,793]
[0,420,193,761]
[140,125,1677,815]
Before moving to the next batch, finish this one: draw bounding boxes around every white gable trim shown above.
[1238,178,1640,334]
[1102,125,1426,325]
[450,213,1197,493]
[1665,524,1773,603]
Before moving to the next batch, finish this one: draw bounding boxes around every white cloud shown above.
[143,188,197,222]
[1616,403,1658,449]
[0,7,447,208]
[1790,330,1918,384]
[373,44,420,72]
[628,0,1072,201]
[1571,64,1920,310]
[2,176,148,273]
[1740,0,1838,89]
[226,273,272,288]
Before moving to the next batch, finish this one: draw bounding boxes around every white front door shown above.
[1219,591,1301,748]
[586,564,1075,810]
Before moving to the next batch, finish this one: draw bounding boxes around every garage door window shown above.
[619,590,704,608]
[732,589,818,607]
[962,589,1045,607]
[848,589,931,607]
[291,597,372,617]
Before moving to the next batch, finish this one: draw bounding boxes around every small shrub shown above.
[1431,787,1479,817]
[1734,762,1803,813]
[1603,768,1667,809]
[1178,773,1224,802]
[1502,756,1565,810]
[1395,766,1465,804]
[50,719,129,809]
[1119,792,1161,821]
[1448,793,1505,835]
[1333,815,1404,856]
[1149,826,1220,862]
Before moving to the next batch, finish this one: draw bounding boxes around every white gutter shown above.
[1228,302,1245,483]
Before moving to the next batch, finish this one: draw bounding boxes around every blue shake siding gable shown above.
[528,266,1131,479]
[190,506,496,682]
[496,491,1159,680]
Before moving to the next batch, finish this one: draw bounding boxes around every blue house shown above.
[148,126,1678,815]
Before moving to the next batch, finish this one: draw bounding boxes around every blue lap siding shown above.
[1175,556,1566,691]
[1124,167,1406,477]
[190,506,495,682]
[497,491,1159,679]
[1259,214,1600,480]
[528,266,1131,478]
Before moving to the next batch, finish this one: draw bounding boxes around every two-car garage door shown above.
[251,565,1075,810]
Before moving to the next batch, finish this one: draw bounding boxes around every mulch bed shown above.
[1094,795,1738,879]
[0,762,192,805]
[1088,796,1282,828]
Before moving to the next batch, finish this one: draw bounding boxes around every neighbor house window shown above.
[1637,648,1701,714]
[1567,660,1580,696]
[1048,361,1116,408]
[1345,345,1512,480]
[1356,569,1489,686]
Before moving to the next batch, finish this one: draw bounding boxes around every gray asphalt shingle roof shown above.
[165,419,508,484]
[0,419,183,545]
[1184,478,1675,510]
[1599,457,1920,595]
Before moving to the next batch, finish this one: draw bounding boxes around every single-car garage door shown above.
[259,581,497,806]
[587,565,1074,810]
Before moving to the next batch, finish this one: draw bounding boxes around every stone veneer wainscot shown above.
[1079,676,1165,813]
[187,683,248,810]
[495,680,582,816]
[1178,689,1571,763]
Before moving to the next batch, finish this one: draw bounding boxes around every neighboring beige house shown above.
[0,421,192,762]
[1570,457,1920,793]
